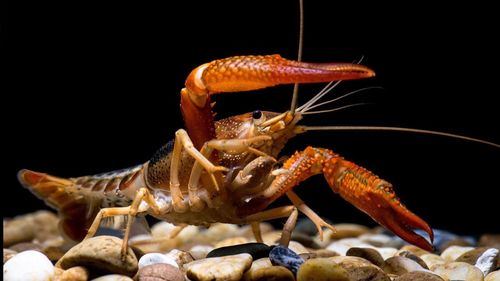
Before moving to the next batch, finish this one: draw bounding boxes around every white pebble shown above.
[3,250,54,281]
[326,238,372,255]
[138,252,178,269]
[441,245,474,262]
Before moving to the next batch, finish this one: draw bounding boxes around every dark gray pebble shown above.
[291,232,321,249]
[207,243,270,260]
[269,245,304,275]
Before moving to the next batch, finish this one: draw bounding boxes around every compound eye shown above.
[252,110,266,125]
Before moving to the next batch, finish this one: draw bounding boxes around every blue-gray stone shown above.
[269,245,304,275]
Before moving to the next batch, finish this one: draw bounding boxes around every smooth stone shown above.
[203,223,239,242]
[207,242,270,260]
[3,249,17,264]
[58,266,89,281]
[328,224,370,240]
[262,231,282,246]
[129,234,162,253]
[214,237,249,248]
[189,245,214,260]
[432,261,484,281]
[243,258,273,279]
[480,234,500,248]
[382,256,428,276]
[358,233,395,247]
[151,222,177,238]
[440,245,475,262]
[398,245,430,257]
[3,250,55,281]
[138,253,178,269]
[372,247,398,260]
[397,251,429,269]
[329,256,391,281]
[165,249,194,267]
[456,247,499,276]
[176,225,200,244]
[291,232,321,249]
[297,258,352,281]
[438,238,474,252]
[288,241,309,254]
[326,238,373,255]
[137,263,184,281]
[244,265,294,281]
[91,275,134,281]
[485,270,500,281]
[8,242,43,253]
[420,254,445,269]
[3,211,59,247]
[57,236,137,277]
[185,253,253,281]
[346,247,385,267]
[394,271,444,281]
[269,245,304,274]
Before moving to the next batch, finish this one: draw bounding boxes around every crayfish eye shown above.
[252,110,266,125]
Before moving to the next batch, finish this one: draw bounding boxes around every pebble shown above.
[137,263,184,281]
[294,218,334,236]
[3,211,59,247]
[189,245,214,260]
[244,265,294,281]
[291,232,321,249]
[243,258,272,278]
[151,222,177,238]
[346,247,384,267]
[328,224,370,240]
[3,250,55,281]
[398,245,430,257]
[432,261,485,281]
[326,238,373,255]
[329,256,390,281]
[207,242,270,260]
[238,222,274,239]
[397,250,429,269]
[439,238,474,252]
[3,249,17,264]
[262,231,282,245]
[440,245,475,262]
[480,234,500,248]
[393,271,444,281]
[269,245,304,274]
[288,241,309,254]
[57,236,138,277]
[358,233,397,247]
[382,256,428,276]
[297,257,352,281]
[420,254,445,269]
[214,237,249,248]
[185,253,253,281]
[485,270,500,281]
[204,223,239,242]
[138,252,178,269]
[8,242,43,253]
[165,249,194,267]
[58,266,89,281]
[129,234,163,253]
[456,247,499,276]
[91,275,134,281]
[313,249,340,258]
[372,247,398,260]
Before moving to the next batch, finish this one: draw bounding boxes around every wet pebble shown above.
[3,250,54,281]
[297,257,352,281]
[432,261,484,281]
[329,256,390,281]
[244,265,294,281]
[456,247,499,276]
[397,250,429,269]
[138,252,178,269]
[346,247,384,267]
[137,263,184,281]
[185,253,253,281]
[394,271,444,281]
[269,245,304,274]
[485,270,500,281]
[57,236,137,277]
[382,256,428,276]
[91,275,134,281]
[440,245,475,262]
[207,242,270,259]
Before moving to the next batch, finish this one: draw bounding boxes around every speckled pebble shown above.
[432,261,484,281]
[346,247,384,267]
[214,237,249,248]
[269,245,304,274]
[137,263,184,281]
[297,257,352,281]
[456,247,499,276]
[485,270,500,281]
[329,256,390,281]
[207,243,270,260]
[57,236,138,277]
[382,256,428,276]
[244,265,295,281]
[3,250,55,281]
[58,266,89,281]
[3,249,17,264]
[393,271,444,281]
[440,245,475,262]
[185,253,253,281]
[397,250,429,269]
[138,252,178,269]
[91,275,134,281]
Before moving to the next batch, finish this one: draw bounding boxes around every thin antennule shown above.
[302,126,500,148]
[290,0,304,114]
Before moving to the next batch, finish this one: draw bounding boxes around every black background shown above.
[4,1,499,236]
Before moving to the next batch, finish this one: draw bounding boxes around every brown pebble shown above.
[9,242,43,253]
[397,251,429,269]
[244,265,294,281]
[394,271,444,281]
[398,245,430,257]
[382,256,426,276]
[138,263,184,281]
[58,266,89,281]
[313,249,340,258]
[346,247,385,267]
[456,247,499,275]
[330,256,390,281]
[479,234,500,248]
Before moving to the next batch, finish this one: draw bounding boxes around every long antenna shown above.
[290,0,304,115]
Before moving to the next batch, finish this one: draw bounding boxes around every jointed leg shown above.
[84,206,131,240]
[279,207,298,247]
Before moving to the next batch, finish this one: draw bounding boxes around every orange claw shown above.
[181,55,375,149]
[239,147,434,251]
